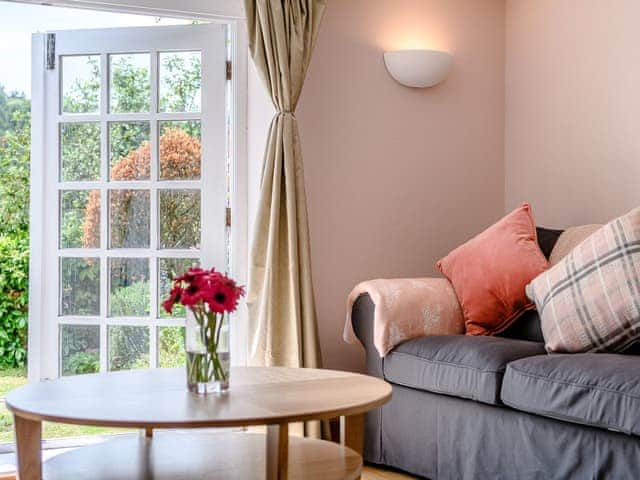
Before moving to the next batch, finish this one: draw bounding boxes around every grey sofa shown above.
[351,268,640,478]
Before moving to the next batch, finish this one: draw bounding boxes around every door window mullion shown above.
[99,52,110,375]
[148,49,160,368]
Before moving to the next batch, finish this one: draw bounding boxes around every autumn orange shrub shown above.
[82,128,201,248]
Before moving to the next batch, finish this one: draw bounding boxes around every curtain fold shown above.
[244,0,326,437]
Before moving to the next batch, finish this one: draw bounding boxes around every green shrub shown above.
[0,235,28,368]
[65,351,99,375]
[109,280,150,318]
[0,107,30,238]
[60,325,99,376]
[159,326,185,368]
[108,324,149,371]
[0,88,30,369]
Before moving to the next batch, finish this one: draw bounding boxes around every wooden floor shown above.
[363,465,418,479]
[0,467,417,480]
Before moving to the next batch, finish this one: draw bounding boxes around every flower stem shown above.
[186,306,228,386]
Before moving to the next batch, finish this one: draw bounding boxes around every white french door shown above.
[30,23,229,380]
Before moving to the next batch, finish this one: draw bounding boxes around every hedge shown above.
[0,235,28,368]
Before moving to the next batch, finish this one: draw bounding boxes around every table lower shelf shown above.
[42,431,362,480]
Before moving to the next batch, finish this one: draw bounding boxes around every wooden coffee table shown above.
[6,367,391,480]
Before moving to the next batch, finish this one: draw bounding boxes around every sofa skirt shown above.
[368,384,640,480]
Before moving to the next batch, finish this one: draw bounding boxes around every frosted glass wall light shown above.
[383,49,453,88]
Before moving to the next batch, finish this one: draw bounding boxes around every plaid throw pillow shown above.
[526,207,640,353]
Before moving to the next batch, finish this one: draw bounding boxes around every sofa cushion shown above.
[548,224,603,266]
[502,354,640,435]
[527,207,640,353]
[498,309,544,343]
[436,203,549,336]
[536,226,564,259]
[383,335,545,405]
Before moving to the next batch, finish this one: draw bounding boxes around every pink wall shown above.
[505,0,640,227]
[296,0,506,371]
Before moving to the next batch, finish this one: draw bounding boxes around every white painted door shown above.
[30,23,228,380]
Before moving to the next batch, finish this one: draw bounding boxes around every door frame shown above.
[16,0,244,19]
[28,3,249,382]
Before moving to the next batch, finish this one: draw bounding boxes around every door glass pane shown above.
[159,51,201,112]
[60,258,100,316]
[158,326,185,367]
[109,258,150,317]
[159,190,201,249]
[158,258,199,318]
[60,190,100,249]
[52,26,223,381]
[60,122,100,181]
[109,121,150,180]
[109,189,150,248]
[60,325,100,376]
[159,120,201,180]
[108,326,149,371]
[61,55,100,114]
[109,53,150,113]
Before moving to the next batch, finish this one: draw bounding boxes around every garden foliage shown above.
[0,52,201,372]
[0,88,30,368]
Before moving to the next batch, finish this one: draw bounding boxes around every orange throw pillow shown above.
[436,203,549,336]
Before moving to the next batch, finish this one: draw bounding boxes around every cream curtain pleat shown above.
[244,0,326,436]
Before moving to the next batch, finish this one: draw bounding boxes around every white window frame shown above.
[28,2,249,382]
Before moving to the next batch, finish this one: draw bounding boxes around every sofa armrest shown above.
[348,279,463,466]
[345,278,464,360]
[350,293,384,464]
[351,293,383,378]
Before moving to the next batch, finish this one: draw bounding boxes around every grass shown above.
[0,367,131,443]
[0,368,27,398]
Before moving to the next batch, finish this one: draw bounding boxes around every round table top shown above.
[6,367,391,428]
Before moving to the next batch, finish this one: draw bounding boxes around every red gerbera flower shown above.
[180,278,205,307]
[174,267,209,284]
[162,285,183,314]
[162,266,245,315]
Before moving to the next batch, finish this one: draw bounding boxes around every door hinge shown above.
[46,33,56,70]
[226,61,232,80]
[226,207,231,227]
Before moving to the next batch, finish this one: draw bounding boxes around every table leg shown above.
[340,413,365,456]
[14,415,42,480]
[144,427,153,438]
[266,423,288,480]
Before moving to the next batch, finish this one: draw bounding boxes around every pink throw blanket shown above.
[344,278,465,357]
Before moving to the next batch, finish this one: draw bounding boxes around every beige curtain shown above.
[244,2,325,373]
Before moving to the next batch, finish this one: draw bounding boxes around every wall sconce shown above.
[384,49,453,88]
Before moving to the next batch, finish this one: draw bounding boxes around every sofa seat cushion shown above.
[502,354,640,435]
[383,335,545,405]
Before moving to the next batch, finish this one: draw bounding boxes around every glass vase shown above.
[185,307,230,394]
